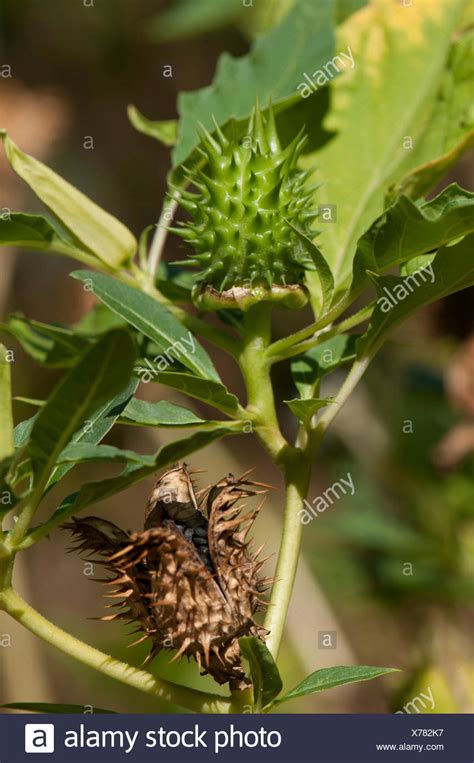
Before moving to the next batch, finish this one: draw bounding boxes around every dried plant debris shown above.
[63,464,271,690]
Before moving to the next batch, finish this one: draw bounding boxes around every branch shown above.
[267,303,374,364]
[0,588,232,714]
[315,355,372,435]
[147,193,180,280]
[238,303,290,463]
[263,454,313,658]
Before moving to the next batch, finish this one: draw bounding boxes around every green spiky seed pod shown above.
[169,104,321,311]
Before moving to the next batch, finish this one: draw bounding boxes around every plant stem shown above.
[229,686,254,713]
[0,343,14,460]
[315,354,372,436]
[238,304,289,463]
[263,453,313,658]
[238,304,321,660]
[0,555,14,590]
[0,587,232,714]
[267,303,374,363]
[147,193,180,281]
[263,357,373,658]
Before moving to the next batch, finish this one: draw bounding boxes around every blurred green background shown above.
[0,0,473,714]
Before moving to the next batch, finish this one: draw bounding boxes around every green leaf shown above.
[48,378,139,489]
[350,185,474,299]
[119,398,209,427]
[155,263,197,304]
[28,330,136,489]
[14,417,36,449]
[276,665,399,704]
[291,334,357,397]
[388,30,474,202]
[1,702,116,714]
[357,233,474,358]
[6,457,32,491]
[239,637,283,710]
[0,344,14,459]
[73,302,126,337]
[0,132,136,269]
[24,424,244,546]
[0,213,100,267]
[239,0,295,37]
[1,314,89,368]
[173,0,335,166]
[13,381,139,466]
[335,0,367,23]
[303,0,472,293]
[127,105,178,147]
[284,397,333,423]
[72,271,219,382]
[241,0,366,38]
[10,379,137,505]
[155,372,239,416]
[285,221,334,315]
[146,0,243,42]
[57,443,154,467]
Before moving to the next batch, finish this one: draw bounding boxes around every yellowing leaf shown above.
[303,0,471,295]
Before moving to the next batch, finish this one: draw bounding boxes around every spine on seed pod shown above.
[168,102,323,311]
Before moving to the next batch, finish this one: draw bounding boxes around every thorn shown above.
[197,122,221,155]
[252,99,269,154]
[169,638,192,663]
[104,574,130,585]
[202,635,211,668]
[211,115,229,147]
[150,599,174,608]
[265,98,280,154]
[108,545,135,561]
[212,645,225,665]
[103,589,134,599]
[127,634,150,648]
[166,226,197,241]
[255,554,273,569]
[177,197,197,213]
[195,651,203,673]
[264,269,274,288]
[142,648,159,667]
[259,575,275,586]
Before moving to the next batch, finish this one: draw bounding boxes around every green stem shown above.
[0,555,14,590]
[315,354,372,436]
[0,343,14,460]
[238,304,319,660]
[147,193,180,281]
[267,302,374,363]
[263,453,313,658]
[0,587,232,714]
[238,304,289,463]
[229,686,254,713]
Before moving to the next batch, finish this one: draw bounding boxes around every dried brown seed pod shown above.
[63,463,270,690]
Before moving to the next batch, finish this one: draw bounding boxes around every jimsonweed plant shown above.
[1,0,473,714]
